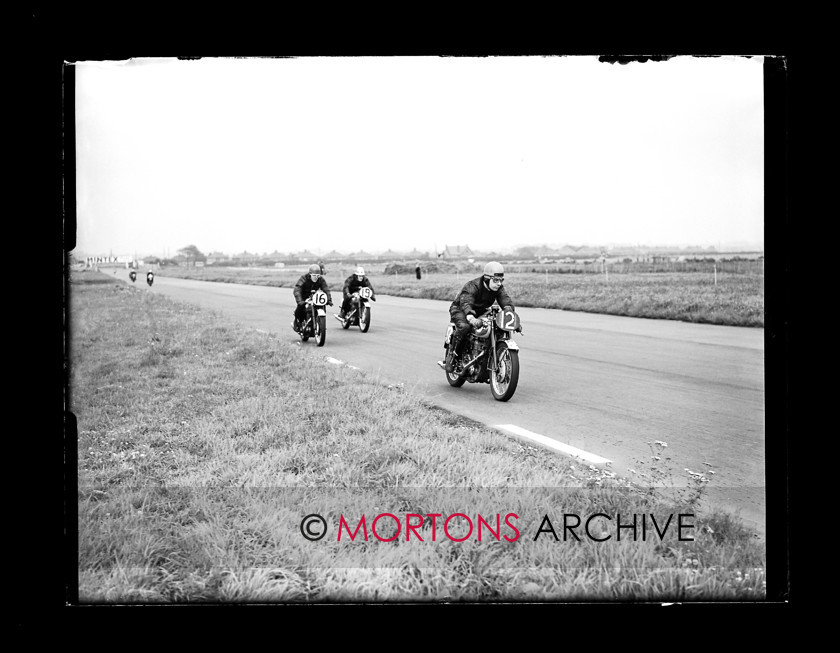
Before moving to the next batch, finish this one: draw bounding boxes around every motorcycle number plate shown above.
[312,290,329,306]
[359,287,373,299]
[496,309,520,331]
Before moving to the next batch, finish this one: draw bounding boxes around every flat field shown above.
[155,264,764,328]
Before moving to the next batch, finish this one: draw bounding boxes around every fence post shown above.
[714,263,717,286]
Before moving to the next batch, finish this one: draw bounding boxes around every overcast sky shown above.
[72,55,765,258]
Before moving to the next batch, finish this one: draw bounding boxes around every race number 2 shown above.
[502,309,518,330]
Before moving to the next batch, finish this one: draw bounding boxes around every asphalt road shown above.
[126,270,766,536]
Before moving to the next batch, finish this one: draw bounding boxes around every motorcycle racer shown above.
[338,266,376,319]
[444,261,515,373]
[292,264,333,331]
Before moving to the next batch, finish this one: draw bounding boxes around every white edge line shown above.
[325,357,360,370]
[494,424,612,465]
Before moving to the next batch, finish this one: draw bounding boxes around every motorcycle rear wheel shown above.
[445,350,467,387]
[490,342,519,401]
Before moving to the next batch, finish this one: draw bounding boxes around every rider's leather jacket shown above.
[450,276,514,317]
[293,274,333,305]
[343,275,376,301]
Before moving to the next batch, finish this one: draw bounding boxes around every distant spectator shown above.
[415,264,422,280]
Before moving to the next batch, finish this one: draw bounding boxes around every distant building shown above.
[206,251,230,265]
[440,244,474,259]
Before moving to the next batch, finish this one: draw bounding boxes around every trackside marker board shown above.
[494,424,612,465]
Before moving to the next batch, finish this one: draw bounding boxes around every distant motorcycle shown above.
[297,289,329,346]
[146,271,155,287]
[334,286,374,332]
[437,305,522,401]
[129,270,137,283]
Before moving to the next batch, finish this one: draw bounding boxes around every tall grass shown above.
[70,270,766,602]
[155,265,764,327]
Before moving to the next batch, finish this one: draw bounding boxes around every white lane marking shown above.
[325,356,360,370]
[494,424,612,465]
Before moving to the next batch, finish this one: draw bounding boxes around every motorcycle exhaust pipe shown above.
[436,351,487,377]
[456,351,486,378]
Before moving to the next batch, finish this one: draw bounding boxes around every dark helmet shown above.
[308,264,321,276]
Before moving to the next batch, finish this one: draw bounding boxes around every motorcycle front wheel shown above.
[359,306,371,333]
[490,342,519,401]
[315,315,327,347]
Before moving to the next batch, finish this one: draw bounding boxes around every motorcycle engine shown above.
[465,336,488,381]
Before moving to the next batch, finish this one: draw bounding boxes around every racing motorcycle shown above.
[296,289,330,346]
[129,270,137,283]
[146,271,155,287]
[334,286,374,332]
[437,305,522,401]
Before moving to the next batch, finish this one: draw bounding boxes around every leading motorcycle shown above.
[146,271,154,287]
[334,286,374,332]
[296,289,330,346]
[437,306,522,401]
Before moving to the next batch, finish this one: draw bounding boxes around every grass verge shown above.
[69,270,766,602]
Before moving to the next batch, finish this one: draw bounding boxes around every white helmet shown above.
[483,261,504,280]
[355,266,365,277]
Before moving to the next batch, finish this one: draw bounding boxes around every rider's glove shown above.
[371,296,376,301]
[467,315,478,326]
[327,301,333,306]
